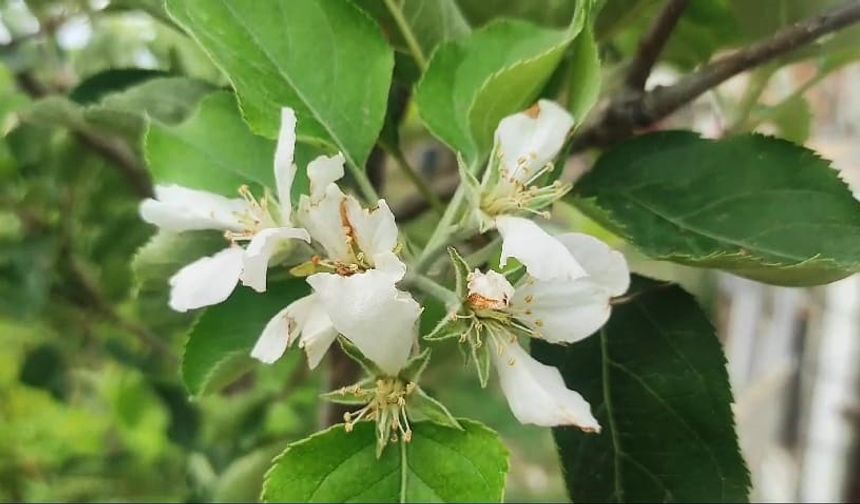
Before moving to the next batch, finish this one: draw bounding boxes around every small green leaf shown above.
[572,132,860,286]
[357,0,470,60]
[182,280,308,396]
[409,387,462,430]
[262,419,508,502]
[533,275,751,502]
[166,0,394,171]
[415,19,579,162]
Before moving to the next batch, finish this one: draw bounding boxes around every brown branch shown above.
[625,0,690,90]
[574,0,860,152]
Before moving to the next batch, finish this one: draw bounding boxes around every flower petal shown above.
[495,99,574,183]
[307,153,345,201]
[493,340,599,431]
[556,233,630,296]
[370,250,407,282]
[250,294,337,367]
[343,196,398,261]
[241,227,311,292]
[140,185,250,232]
[511,277,612,344]
[168,247,243,312]
[297,184,351,262]
[495,215,586,281]
[274,108,298,221]
[307,270,420,375]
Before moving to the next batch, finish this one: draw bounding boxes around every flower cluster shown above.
[140,99,630,450]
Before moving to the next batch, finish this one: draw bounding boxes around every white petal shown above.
[250,306,294,364]
[343,196,399,261]
[307,154,345,201]
[298,300,339,369]
[140,185,250,232]
[370,250,407,282]
[495,215,586,281]
[495,99,574,184]
[493,341,599,431]
[556,233,630,296]
[467,269,514,307]
[168,247,244,312]
[240,227,311,292]
[307,270,420,375]
[511,277,612,343]
[275,108,298,221]
[297,184,351,262]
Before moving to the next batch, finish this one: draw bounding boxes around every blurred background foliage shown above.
[1,0,858,501]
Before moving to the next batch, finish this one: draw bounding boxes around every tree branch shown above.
[625,0,690,90]
[574,0,860,152]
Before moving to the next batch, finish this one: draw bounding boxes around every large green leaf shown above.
[166,0,393,171]
[415,17,582,163]
[572,132,860,286]
[144,91,277,196]
[182,280,308,396]
[533,275,750,502]
[263,419,508,502]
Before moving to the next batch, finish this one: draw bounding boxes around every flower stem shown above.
[404,271,460,307]
[383,0,428,72]
[348,161,381,202]
[413,185,466,273]
[385,145,444,214]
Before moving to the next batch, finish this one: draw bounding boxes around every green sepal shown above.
[337,337,384,377]
[424,310,467,341]
[319,378,375,405]
[448,246,471,299]
[410,386,463,430]
[400,348,431,383]
[471,329,492,389]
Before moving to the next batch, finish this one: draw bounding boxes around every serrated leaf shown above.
[572,132,860,286]
[262,419,508,502]
[166,0,393,172]
[415,19,580,163]
[532,275,751,502]
[182,281,308,396]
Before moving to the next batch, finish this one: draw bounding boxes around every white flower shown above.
[494,99,574,187]
[139,108,310,312]
[465,100,584,282]
[298,157,420,374]
[251,145,421,374]
[464,232,629,430]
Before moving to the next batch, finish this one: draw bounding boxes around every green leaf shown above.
[262,419,508,502]
[415,19,579,162]
[182,280,308,396]
[457,0,577,28]
[532,275,751,502]
[357,0,470,59]
[166,0,394,171]
[70,69,170,104]
[144,91,278,195]
[567,23,601,124]
[572,132,860,286]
